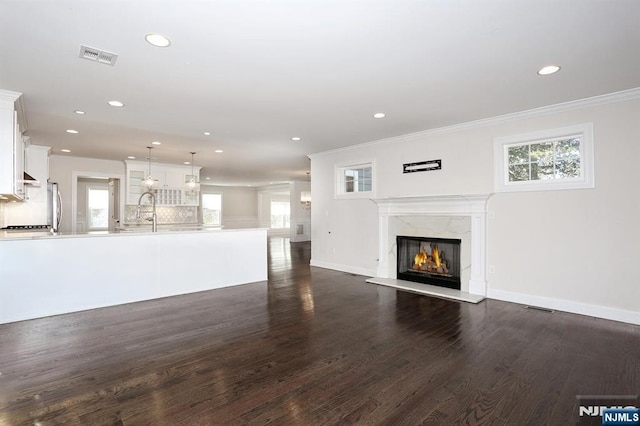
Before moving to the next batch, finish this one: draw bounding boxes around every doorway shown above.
[73,174,123,233]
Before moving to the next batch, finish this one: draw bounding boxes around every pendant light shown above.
[143,146,157,190]
[185,151,200,195]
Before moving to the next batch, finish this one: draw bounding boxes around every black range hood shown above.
[21,171,40,185]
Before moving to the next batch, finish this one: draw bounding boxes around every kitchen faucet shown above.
[136,191,157,232]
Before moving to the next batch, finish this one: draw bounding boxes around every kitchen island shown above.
[0,228,268,324]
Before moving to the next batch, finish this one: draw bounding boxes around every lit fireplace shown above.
[397,235,461,290]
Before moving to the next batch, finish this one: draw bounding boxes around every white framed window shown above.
[335,161,375,199]
[270,201,290,228]
[493,123,594,192]
[87,187,109,230]
[202,193,222,226]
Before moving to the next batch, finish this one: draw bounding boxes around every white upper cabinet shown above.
[124,160,201,206]
[0,90,27,202]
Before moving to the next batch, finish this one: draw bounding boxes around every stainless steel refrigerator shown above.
[47,182,62,232]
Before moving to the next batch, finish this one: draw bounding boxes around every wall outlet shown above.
[489,265,495,274]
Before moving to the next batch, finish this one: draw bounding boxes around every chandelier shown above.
[185,151,200,195]
[143,146,157,190]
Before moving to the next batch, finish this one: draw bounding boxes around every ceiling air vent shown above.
[78,45,118,66]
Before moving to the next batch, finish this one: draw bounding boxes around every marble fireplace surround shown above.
[368,194,492,302]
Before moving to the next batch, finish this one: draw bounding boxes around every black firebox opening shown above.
[396,235,462,290]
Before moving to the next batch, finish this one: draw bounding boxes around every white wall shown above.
[49,155,125,232]
[200,184,259,229]
[310,93,640,323]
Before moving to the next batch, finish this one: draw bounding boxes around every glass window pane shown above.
[530,143,554,181]
[202,193,222,225]
[88,188,109,229]
[531,161,554,180]
[358,178,372,192]
[508,164,529,182]
[270,201,290,228]
[555,138,581,178]
[344,173,355,192]
[556,159,581,178]
[530,142,554,163]
[508,145,529,165]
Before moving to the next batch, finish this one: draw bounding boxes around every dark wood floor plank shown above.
[0,237,638,425]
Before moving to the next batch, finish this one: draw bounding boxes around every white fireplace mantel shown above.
[372,194,492,297]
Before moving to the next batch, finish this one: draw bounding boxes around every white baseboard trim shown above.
[307,260,640,325]
[487,288,640,325]
[310,259,377,278]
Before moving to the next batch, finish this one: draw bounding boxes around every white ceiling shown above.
[1,0,639,186]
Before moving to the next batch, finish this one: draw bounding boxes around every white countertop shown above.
[0,226,267,241]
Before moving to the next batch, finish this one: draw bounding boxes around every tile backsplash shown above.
[124,205,198,225]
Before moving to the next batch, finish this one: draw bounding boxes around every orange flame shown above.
[432,244,441,268]
[414,248,427,268]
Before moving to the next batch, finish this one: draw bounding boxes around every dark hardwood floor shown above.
[1,237,638,425]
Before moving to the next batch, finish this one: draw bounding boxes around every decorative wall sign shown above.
[403,159,442,173]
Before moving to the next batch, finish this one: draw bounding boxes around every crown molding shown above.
[308,87,640,159]
[0,89,22,103]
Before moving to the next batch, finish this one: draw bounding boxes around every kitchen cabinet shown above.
[126,166,146,205]
[125,160,201,206]
[2,144,51,226]
[0,90,27,202]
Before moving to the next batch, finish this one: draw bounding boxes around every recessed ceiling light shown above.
[74,110,86,115]
[291,137,301,141]
[127,156,136,159]
[61,149,71,153]
[215,149,223,153]
[205,177,211,180]
[151,141,161,145]
[204,132,211,136]
[108,100,125,107]
[145,33,171,48]
[373,113,386,119]
[537,65,561,76]
[184,161,190,165]
[66,129,79,134]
